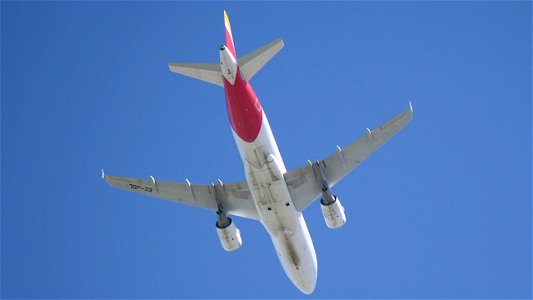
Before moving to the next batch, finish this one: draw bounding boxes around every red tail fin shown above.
[224,10,237,58]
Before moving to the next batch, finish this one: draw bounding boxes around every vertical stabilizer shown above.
[224,10,237,58]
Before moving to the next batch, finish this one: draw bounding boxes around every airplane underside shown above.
[236,113,318,293]
[103,10,412,295]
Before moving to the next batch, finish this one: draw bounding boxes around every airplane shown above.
[102,11,412,294]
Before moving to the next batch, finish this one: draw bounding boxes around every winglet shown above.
[224,10,237,58]
[101,169,105,179]
[409,101,413,113]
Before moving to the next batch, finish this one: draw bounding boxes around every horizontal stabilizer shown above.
[238,39,284,82]
[168,62,223,86]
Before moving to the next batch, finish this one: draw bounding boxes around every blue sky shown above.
[1,1,531,298]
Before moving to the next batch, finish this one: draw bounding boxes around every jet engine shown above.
[216,211,242,252]
[320,194,346,229]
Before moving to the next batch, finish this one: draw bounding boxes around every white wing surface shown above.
[103,174,259,220]
[285,104,413,211]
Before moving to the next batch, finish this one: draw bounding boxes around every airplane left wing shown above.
[285,103,413,211]
[103,174,259,220]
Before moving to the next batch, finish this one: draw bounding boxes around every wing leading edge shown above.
[285,103,413,211]
[103,173,259,220]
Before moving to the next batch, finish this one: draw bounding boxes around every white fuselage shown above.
[232,112,318,294]
[220,44,317,294]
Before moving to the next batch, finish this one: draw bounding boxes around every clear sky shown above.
[2,1,531,299]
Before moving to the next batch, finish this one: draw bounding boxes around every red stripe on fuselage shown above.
[224,69,263,143]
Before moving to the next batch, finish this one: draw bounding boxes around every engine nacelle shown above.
[320,195,346,229]
[216,217,242,252]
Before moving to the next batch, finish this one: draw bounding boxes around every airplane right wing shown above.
[103,173,259,220]
[284,103,413,211]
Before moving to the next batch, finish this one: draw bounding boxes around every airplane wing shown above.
[284,103,413,211]
[102,173,259,220]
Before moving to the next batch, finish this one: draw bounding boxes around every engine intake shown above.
[216,214,242,252]
[320,195,346,229]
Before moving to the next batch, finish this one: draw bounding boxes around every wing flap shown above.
[284,163,321,211]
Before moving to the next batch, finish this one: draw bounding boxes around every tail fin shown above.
[238,39,284,82]
[224,10,237,58]
[167,11,284,86]
[225,10,284,82]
